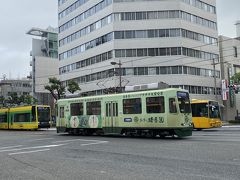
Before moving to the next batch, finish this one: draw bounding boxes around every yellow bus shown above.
[0,105,51,130]
[191,99,222,130]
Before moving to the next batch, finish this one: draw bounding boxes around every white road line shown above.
[28,138,54,141]
[81,141,108,146]
[0,144,66,153]
[0,145,23,150]
[8,149,50,156]
[53,139,106,143]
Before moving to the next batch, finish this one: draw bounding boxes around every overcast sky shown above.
[0,0,239,79]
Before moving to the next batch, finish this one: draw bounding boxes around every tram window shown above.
[123,98,142,114]
[169,98,177,113]
[60,107,64,118]
[0,114,7,123]
[70,103,83,116]
[146,96,165,113]
[14,113,30,122]
[87,101,101,115]
[32,106,36,122]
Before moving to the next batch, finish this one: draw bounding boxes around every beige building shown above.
[0,79,32,102]
[58,0,220,99]
[27,27,58,105]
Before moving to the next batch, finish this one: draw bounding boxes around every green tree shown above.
[8,92,20,105]
[44,77,65,100]
[20,95,38,105]
[231,72,240,84]
[67,80,81,94]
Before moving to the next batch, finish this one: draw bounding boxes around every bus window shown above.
[146,96,164,113]
[70,103,83,116]
[209,105,220,118]
[191,103,208,117]
[123,98,142,114]
[177,91,191,113]
[87,101,101,115]
[169,98,177,113]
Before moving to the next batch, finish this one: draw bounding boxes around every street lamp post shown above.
[110,60,122,93]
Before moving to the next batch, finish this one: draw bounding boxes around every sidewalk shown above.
[39,127,56,131]
[222,121,240,127]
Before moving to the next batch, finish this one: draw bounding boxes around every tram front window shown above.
[37,107,50,123]
[177,91,191,113]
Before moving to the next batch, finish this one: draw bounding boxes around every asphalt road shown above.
[0,126,240,180]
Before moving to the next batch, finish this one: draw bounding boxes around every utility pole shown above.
[212,58,218,100]
[110,60,122,93]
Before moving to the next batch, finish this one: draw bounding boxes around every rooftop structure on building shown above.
[235,20,240,38]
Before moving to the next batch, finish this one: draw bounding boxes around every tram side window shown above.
[169,98,177,113]
[60,107,64,118]
[123,98,142,114]
[146,96,165,113]
[0,114,7,123]
[87,101,101,115]
[70,103,83,116]
[14,113,30,122]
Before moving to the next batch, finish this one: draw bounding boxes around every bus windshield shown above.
[177,91,191,113]
[208,101,221,119]
[37,107,50,122]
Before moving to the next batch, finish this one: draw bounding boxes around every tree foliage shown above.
[231,72,240,84]
[67,80,81,94]
[44,77,65,100]
[0,93,38,107]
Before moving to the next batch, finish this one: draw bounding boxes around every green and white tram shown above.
[56,88,193,138]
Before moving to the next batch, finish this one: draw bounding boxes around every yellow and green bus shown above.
[191,99,222,130]
[56,88,193,138]
[0,105,51,130]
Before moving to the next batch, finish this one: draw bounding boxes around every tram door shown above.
[105,101,118,133]
[58,106,65,127]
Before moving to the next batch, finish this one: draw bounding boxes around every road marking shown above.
[53,139,109,146]
[53,139,107,143]
[28,138,54,142]
[0,145,23,150]
[0,144,66,153]
[81,141,108,146]
[8,149,50,155]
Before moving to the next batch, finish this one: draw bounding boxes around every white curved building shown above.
[58,0,220,100]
